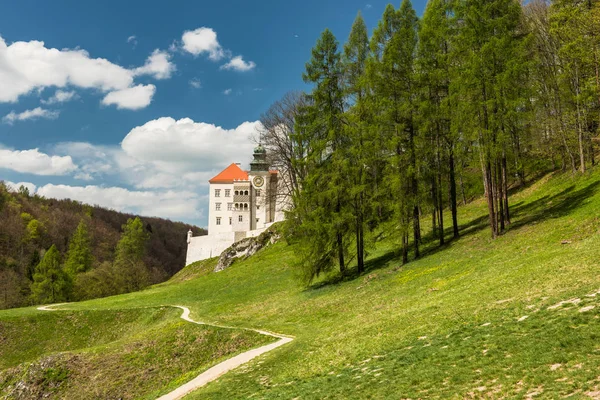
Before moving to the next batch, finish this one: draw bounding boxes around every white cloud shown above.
[133,49,175,79]
[0,147,77,175]
[0,36,133,103]
[101,84,156,110]
[36,184,202,220]
[220,55,256,72]
[223,88,232,95]
[61,117,258,190]
[0,36,170,110]
[3,107,60,124]
[121,117,258,173]
[41,89,77,105]
[189,78,201,88]
[4,180,37,193]
[127,35,137,46]
[181,27,225,60]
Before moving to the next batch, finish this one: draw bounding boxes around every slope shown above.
[1,169,600,398]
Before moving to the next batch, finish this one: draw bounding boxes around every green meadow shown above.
[2,169,600,398]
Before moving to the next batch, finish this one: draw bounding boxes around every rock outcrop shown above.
[214,227,281,272]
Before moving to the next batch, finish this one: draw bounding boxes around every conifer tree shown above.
[370,0,421,261]
[288,28,351,282]
[418,0,459,243]
[64,219,94,275]
[454,0,527,238]
[113,217,150,292]
[31,245,71,304]
[343,12,372,273]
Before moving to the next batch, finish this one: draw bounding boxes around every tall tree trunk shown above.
[575,65,586,173]
[431,176,438,237]
[485,159,498,239]
[337,232,345,273]
[497,160,505,232]
[459,169,467,206]
[413,205,420,258]
[402,230,408,264]
[356,196,364,274]
[449,147,459,239]
[502,151,510,225]
[437,171,445,246]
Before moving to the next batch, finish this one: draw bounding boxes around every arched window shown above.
[235,203,239,210]
[235,190,239,196]
[244,203,248,210]
[244,190,249,196]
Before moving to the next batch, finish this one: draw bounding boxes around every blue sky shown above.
[0,0,427,227]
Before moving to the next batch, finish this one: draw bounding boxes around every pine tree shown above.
[289,28,350,282]
[418,0,459,244]
[64,219,94,275]
[550,0,599,173]
[454,0,527,238]
[113,217,150,292]
[370,0,421,261]
[31,245,71,304]
[343,12,371,274]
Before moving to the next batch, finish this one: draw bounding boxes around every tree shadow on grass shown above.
[305,175,600,292]
[507,180,600,232]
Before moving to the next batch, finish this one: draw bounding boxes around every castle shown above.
[185,145,285,265]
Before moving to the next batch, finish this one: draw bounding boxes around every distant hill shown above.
[0,182,206,309]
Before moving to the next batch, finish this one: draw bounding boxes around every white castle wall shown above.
[185,232,235,265]
[185,223,276,266]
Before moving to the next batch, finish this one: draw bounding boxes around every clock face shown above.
[253,176,264,187]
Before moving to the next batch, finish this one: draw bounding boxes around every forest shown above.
[0,183,206,309]
[257,0,600,282]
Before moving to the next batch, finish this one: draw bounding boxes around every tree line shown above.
[0,183,205,309]
[258,0,600,283]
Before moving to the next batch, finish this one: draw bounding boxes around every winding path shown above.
[37,304,293,400]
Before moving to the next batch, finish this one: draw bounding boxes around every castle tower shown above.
[248,144,277,231]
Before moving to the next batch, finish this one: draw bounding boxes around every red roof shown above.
[209,163,249,184]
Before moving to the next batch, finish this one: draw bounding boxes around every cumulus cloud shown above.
[0,36,133,103]
[36,184,202,220]
[220,55,256,72]
[3,107,60,124]
[189,78,201,88]
[4,181,37,193]
[0,147,77,175]
[181,27,225,60]
[41,89,77,105]
[0,36,172,110]
[133,49,175,79]
[60,117,259,190]
[121,117,258,173]
[223,88,232,95]
[101,84,156,110]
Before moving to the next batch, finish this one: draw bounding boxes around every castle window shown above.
[216,217,221,225]
[244,203,248,210]
[256,189,261,197]
[225,189,231,197]
[227,203,233,211]
[215,202,221,211]
[257,205,260,210]
[244,190,249,195]
[238,215,243,222]
[235,190,239,196]
[235,203,239,210]
[215,189,221,197]
[229,217,232,225]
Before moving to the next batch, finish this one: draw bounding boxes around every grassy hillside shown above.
[1,169,600,398]
[0,307,273,399]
